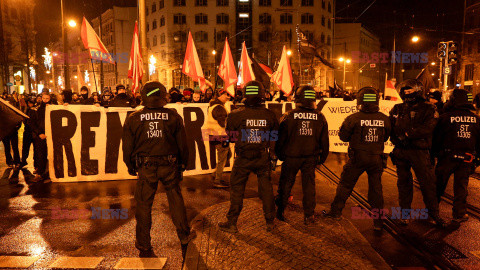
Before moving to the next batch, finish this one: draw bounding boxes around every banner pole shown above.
[91,59,98,93]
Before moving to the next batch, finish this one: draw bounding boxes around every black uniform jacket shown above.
[432,104,480,158]
[122,107,189,170]
[226,106,279,154]
[389,100,438,150]
[275,107,329,163]
[339,111,391,155]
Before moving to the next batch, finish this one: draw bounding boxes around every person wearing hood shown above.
[30,92,52,183]
[323,87,389,230]
[182,89,193,103]
[110,84,134,107]
[275,85,329,225]
[79,86,92,104]
[432,89,480,225]
[388,79,445,227]
[428,90,444,115]
[202,87,214,103]
[101,89,114,107]
[169,87,184,103]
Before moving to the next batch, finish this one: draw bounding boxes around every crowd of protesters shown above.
[0,81,343,184]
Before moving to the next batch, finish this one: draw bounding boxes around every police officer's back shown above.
[275,85,329,225]
[218,80,279,233]
[122,81,195,257]
[389,79,445,226]
[324,87,390,230]
[432,89,480,223]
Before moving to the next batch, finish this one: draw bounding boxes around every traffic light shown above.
[437,42,447,59]
[448,42,458,64]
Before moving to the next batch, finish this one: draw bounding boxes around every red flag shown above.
[384,74,402,101]
[239,42,255,87]
[218,38,237,96]
[128,21,143,93]
[271,46,294,95]
[81,17,114,64]
[182,32,207,92]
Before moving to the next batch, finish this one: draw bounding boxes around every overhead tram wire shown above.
[317,164,462,270]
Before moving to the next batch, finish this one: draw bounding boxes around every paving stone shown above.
[183,199,390,270]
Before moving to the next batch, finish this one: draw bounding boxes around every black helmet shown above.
[396,79,424,102]
[116,84,126,91]
[243,80,265,107]
[294,85,317,109]
[357,87,379,113]
[141,81,167,108]
[447,88,475,110]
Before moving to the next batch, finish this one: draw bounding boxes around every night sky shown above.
[34,0,465,56]
[336,0,465,52]
[34,0,136,56]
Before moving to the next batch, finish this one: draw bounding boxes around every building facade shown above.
[145,0,334,90]
[334,23,382,92]
[0,0,36,94]
[460,0,480,93]
[91,6,137,90]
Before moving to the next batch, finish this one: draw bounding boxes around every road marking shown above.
[0,256,39,268]
[49,256,104,269]
[114,258,167,269]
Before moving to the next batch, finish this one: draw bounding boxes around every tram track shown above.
[317,164,462,270]
[384,166,480,221]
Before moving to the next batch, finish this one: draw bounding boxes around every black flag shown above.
[250,57,271,90]
[0,98,28,141]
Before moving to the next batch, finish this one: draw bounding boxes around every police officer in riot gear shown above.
[122,81,195,257]
[275,85,329,225]
[218,80,279,233]
[389,79,445,227]
[323,87,391,230]
[432,89,480,224]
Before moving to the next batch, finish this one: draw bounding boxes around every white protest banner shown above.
[45,102,295,182]
[319,99,400,153]
[45,100,397,182]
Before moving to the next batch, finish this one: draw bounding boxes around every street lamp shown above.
[61,0,77,90]
[431,62,436,66]
[287,50,292,56]
[411,36,420,43]
[212,49,217,89]
[68,20,77,28]
[149,55,157,76]
[338,57,351,90]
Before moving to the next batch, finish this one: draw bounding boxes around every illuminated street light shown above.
[431,62,436,66]
[411,36,420,43]
[338,57,351,89]
[68,20,77,28]
[431,73,435,76]
[287,50,292,56]
[42,48,52,70]
[212,50,216,55]
[149,55,157,76]
[84,70,90,83]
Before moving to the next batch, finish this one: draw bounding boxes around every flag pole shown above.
[91,59,98,93]
[296,25,303,87]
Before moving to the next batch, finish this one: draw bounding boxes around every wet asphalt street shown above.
[1,133,480,269]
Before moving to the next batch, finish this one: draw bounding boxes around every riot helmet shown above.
[243,80,265,107]
[357,87,379,113]
[397,79,424,103]
[294,85,317,109]
[446,88,475,110]
[141,81,167,108]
